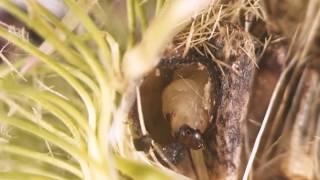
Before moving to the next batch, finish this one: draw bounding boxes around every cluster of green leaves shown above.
[0,0,172,179]
[0,0,209,179]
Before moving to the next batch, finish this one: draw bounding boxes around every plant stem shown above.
[156,0,165,15]
[127,0,136,48]
[0,144,83,178]
[135,0,147,32]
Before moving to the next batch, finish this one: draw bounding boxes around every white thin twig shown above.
[0,42,27,81]
[136,84,183,173]
[136,86,148,135]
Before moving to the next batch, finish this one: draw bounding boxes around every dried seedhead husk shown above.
[130,55,219,179]
[131,50,255,180]
[129,1,259,179]
[125,0,320,179]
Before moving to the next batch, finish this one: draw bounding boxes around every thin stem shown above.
[127,0,136,48]
[115,155,172,180]
[0,114,89,163]
[0,172,57,180]
[135,0,148,32]
[0,95,75,146]
[31,2,117,163]
[0,0,89,73]
[29,0,113,130]
[156,0,165,15]
[64,65,100,97]
[0,144,83,178]
[63,0,112,78]
[0,59,25,77]
[123,0,211,80]
[0,83,83,142]
[0,25,98,154]
[39,92,88,133]
[243,60,296,180]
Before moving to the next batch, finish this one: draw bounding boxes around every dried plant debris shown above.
[254,67,320,180]
[279,67,319,180]
[130,1,259,180]
[245,42,287,147]
[170,0,261,64]
[127,0,320,179]
[131,7,257,177]
[131,50,254,180]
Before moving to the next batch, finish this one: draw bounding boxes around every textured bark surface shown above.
[208,55,254,180]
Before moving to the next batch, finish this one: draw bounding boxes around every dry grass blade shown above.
[244,0,320,179]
